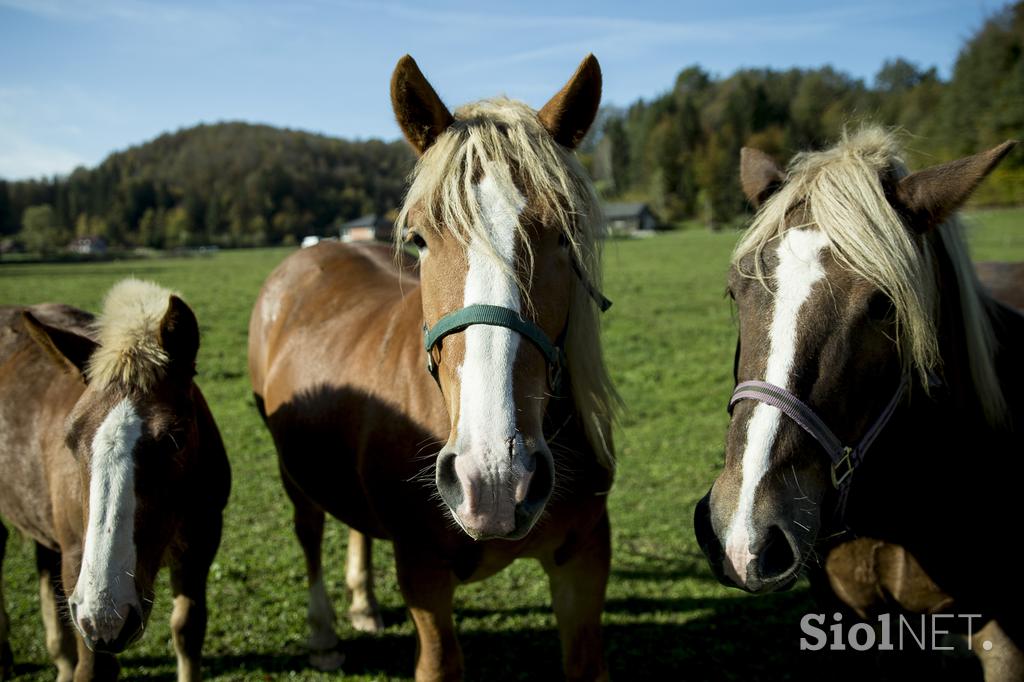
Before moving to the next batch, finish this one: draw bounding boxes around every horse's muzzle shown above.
[694,488,802,593]
[71,600,145,654]
[436,447,554,540]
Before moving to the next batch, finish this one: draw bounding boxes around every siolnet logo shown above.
[800,612,993,652]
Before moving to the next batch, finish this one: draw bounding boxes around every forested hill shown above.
[0,122,415,248]
[585,0,1024,225]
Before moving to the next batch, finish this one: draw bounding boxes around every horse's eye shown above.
[867,292,894,322]
[158,430,187,452]
[558,233,569,248]
[406,231,428,251]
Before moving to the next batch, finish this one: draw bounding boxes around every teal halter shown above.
[422,256,611,391]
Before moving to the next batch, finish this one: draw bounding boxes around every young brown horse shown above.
[0,279,230,682]
[249,55,617,681]
[694,129,1023,680]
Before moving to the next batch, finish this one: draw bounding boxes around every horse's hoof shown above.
[309,649,345,672]
[349,608,384,633]
[0,641,14,681]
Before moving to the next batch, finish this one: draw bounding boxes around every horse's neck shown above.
[985,298,1024,431]
[846,296,1022,541]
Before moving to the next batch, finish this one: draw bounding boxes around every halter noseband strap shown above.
[424,303,565,379]
[728,374,909,518]
[422,255,611,390]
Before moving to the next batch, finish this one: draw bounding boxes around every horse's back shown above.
[991,295,1024,434]
[248,241,417,398]
[0,304,88,548]
[0,303,93,362]
[976,261,1024,313]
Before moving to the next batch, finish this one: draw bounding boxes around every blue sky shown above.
[0,0,1005,179]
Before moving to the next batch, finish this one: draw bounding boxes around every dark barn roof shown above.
[342,213,389,228]
[603,202,651,220]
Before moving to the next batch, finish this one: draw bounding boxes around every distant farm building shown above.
[339,214,395,242]
[603,203,659,234]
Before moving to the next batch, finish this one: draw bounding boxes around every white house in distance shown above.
[339,214,395,242]
[602,203,659,235]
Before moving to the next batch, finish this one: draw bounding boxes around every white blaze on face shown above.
[451,173,529,499]
[724,228,830,583]
[71,398,142,641]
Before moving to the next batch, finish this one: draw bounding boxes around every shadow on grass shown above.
[111,589,983,681]
[10,661,47,678]
[610,553,712,582]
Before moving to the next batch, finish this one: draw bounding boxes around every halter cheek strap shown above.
[728,374,909,520]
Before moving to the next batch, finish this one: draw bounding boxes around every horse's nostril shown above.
[520,450,553,511]
[435,451,462,509]
[521,451,537,473]
[122,604,144,643]
[693,490,722,564]
[758,525,799,581]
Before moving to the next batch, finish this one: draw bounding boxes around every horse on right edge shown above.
[695,128,1023,680]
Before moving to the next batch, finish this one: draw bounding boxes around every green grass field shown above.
[0,208,1021,681]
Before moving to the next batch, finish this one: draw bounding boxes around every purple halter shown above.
[728,375,909,519]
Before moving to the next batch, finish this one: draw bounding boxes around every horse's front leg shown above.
[394,543,462,682]
[57,551,119,682]
[70,639,120,682]
[36,543,76,682]
[346,528,384,632]
[169,512,223,682]
[540,510,611,682]
[973,619,1024,682]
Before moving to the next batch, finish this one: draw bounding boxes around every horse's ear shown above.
[22,311,97,378]
[538,54,602,149]
[740,147,785,208]
[391,55,454,155]
[894,140,1017,232]
[159,296,199,378]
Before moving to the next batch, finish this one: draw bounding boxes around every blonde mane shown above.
[87,278,176,391]
[734,126,1006,424]
[396,97,620,468]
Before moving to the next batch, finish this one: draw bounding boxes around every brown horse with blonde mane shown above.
[249,55,617,680]
[0,279,230,681]
[694,129,1023,680]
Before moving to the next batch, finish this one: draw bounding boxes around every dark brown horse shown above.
[0,279,230,681]
[694,129,1023,679]
[249,55,617,681]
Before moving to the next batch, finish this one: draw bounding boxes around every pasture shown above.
[1,208,1021,681]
